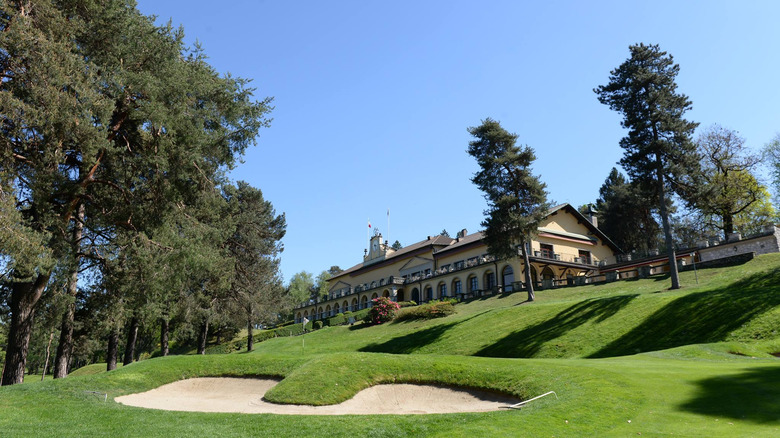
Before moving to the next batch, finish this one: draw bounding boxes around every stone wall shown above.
[681,252,755,271]
[698,227,780,263]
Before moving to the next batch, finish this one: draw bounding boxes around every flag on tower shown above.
[368,219,371,228]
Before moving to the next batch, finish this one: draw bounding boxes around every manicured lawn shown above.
[1,254,778,437]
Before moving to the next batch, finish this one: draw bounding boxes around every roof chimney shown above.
[456,228,468,238]
[586,205,598,228]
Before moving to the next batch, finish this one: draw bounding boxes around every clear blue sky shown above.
[135,0,780,283]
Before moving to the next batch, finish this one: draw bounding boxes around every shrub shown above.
[205,340,243,355]
[364,297,401,325]
[395,299,457,321]
[313,320,323,330]
[325,308,370,326]
[397,301,418,308]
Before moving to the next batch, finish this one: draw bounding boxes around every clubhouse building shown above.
[294,204,622,323]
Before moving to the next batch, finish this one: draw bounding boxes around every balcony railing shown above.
[533,251,597,266]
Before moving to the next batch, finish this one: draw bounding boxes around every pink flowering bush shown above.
[364,297,401,325]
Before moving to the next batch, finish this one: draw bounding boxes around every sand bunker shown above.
[115,377,521,415]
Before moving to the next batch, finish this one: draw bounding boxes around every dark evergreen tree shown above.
[467,118,549,301]
[596,168,661,253]
[391,240,403,250]
[223,181,286,352]
[595,43,700,290]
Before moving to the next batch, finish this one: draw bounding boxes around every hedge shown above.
[324,308,370,326]
[395,299,457,322]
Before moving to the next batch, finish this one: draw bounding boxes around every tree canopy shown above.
[0,0,280,384]
[694,125,764,239]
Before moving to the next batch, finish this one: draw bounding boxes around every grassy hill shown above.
[1,254,778,437]
[255,254,780,358]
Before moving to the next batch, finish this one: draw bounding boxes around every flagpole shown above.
[302,317,308,355]
[387,208,390,246]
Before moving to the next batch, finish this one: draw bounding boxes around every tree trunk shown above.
[160,317,169,357]
[53,301,75,378]
[196,320,208,355]
[656,154,680,290]
[53,203,84,379]
[2,273,51,386]
[123,316,139,366]
[247,315,254,352]
[106,329,119,371]
[522,240,535,301]
[41,331,54,382]
[723,213,734,240]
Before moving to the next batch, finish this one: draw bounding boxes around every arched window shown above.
[351,298,358,310]
[485,271,495,290]
[296,312,302,323]
[343,300,349,311]
[371,292,378,299]
[361,295,368,309]
[326,305,332,317]
[468,275,478,292]
[425,286,433,302]
[502,265,514,291]
[318,306,324,319]
[334,303,340,314]
[452,279,462,295]
[411,288,420,303]
[382,290,390,298]
[438,283,447,297]
[397,289,405,302]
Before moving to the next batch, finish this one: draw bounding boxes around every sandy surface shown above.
[114,377,521,415]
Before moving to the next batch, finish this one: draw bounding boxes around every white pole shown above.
[387,209,390,246]
[507,391,558,409]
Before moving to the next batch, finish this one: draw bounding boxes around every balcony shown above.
[533,251,597,266]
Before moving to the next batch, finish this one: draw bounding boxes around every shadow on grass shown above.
[475,294,638,358]
[589,269,780,358]
[358,313,486,354]
[679,366,780,424]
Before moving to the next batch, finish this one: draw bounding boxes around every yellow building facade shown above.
[294,204,620,322]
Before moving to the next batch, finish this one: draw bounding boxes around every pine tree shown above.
[595,43,700,290]
[467,119,549,301]
[596,168,661,253]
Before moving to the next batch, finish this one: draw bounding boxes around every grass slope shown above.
[1,254,778,437]
[253,254,780,358]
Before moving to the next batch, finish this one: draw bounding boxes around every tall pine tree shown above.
[595,43,700,290]
[467,119,549,301]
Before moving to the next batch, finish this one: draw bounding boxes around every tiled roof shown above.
[434,231,484,254]
[330,234,454,281]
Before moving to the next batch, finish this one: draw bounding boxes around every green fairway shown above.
[1,255,779,437]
